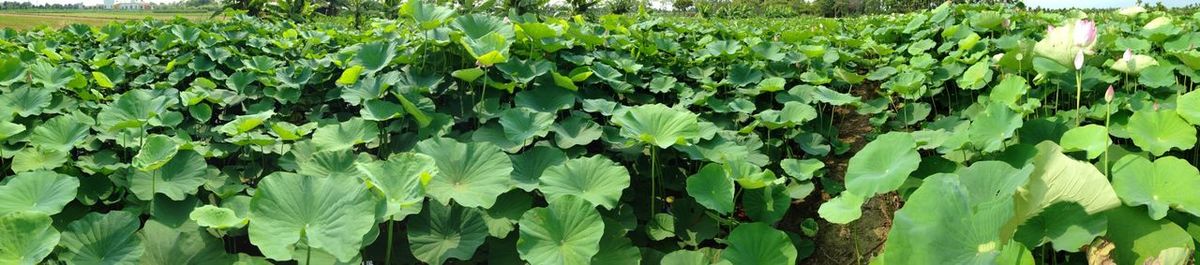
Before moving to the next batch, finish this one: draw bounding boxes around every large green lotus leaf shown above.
[1033,19,1096,67]
[1138,65,1176,88]
[1001,142,1121,240]
[2,87,51,117]
[722,222,796,265]
[400,0,455,29]
[482,190,533,238]
[0,170,78,217]
[590,221,641,264]
[217,110,275,136]
[780,158,823,181]
[646,213,676,241]
[61,211,144,265]
[498,107,554,145]
[845,132,920,197]
[817,192,865,224]
[357,152,436,221]
[311,118,379,151]
[539,155,630,210]
[139,219,234,265]
[743,184,790,223]
[0,121,25,141]
[0,211,59,265]
[189,205,247,229]
[1059,125,1111,159]
[249,172,379,262]
[686,164,735,215]
[756,102,816,128]
[1112,155,1200,219]
[408,201,489,264]
[1126,110,1196,156]
[1013,202,1107,252]
[957,61,993,90]
[417,138,514,208]
[1176,90,1200,125]
[552,114,602,149]
[132,134,179,171]
[0,56,23,85]
[990,75,1029,110]
[612,104,701,149]
[11,147,67,173]
[131,151,208,201]
[661,249,730,265]
[354,41,396,73]
[97,90,169,131]
[969,103,1023,153]
[517,195,604,265]
[1110,54,1158,74]
[296,149,360,178]
[28,115,90,152]
[510,146,565,191]
[878,173,1013,264]
[1106,206,1195,265]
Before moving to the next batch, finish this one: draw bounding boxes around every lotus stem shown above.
[306,243,313,265]
[649,147,658,217]
[1104,103,1111,176]
[1075,71,1082,126]
[385,219,394,265]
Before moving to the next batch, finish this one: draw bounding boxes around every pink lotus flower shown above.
[1105,85,1114,103]
[1123,48,1133,61]
[1047,25,1056,35]
[1075,50,1085,70]
[1074,19,1097,47]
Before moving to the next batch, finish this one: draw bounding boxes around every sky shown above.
[16,0,1200,9]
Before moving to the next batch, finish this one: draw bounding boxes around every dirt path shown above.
[785,82,901,265]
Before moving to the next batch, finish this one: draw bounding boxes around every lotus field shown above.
[1,1,1200,264]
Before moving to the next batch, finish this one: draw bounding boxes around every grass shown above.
[0,10,213,30]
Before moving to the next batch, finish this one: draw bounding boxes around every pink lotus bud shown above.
[1123,48,1133,61]
[1074,19,1097,47]
[1154,102,1160,111]
[1105,85,1114,103]
[1074,50,1085,70]
[1047,25,1056,35]
[503,17,510,23]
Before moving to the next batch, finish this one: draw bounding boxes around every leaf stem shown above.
[649,147,658,217]
[385,219,394,265]
[1075,70,1083,126]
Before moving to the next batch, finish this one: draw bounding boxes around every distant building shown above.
[104,0,115,9]
[113,0,152,10]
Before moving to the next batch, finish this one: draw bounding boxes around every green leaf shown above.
[217,110,275,136]
[1002,142,1121,241]
[61,211,144,265]
[311,118,379,151]
[743,185,789,223]
[335,65,364,86]
[539,155,630,210]
[517,195,604,265]
[0,211,59,265]
[845,132,920,197]
[189,205,247,229]
[2,87,52,117]
[1112,155,1200,219]
[11,147,67,173]
[817,193,864,224]
[661,249,730,265]
[780,158,823,181]
[451,68,485,82]
[132,134,179,171]
[357,152,437,220]
[1126,110,1196,156]
[408,202,489,264]
[613,104,701,149]
[1106,206,1195,265]
[29,115,90,152]
[139,219,234,265]
[248,172,379,262]
[969,103,1023,153]
[510,146,565,191]
[355,41,396,73]
[878,173,1012,264]
[417,138,514,208]
[498,107,554,145]
[957,61,993,90]
[1110,54,1159,74]
[0,171,79,216]
[1138,65,1176,88]
[97,90,169,131]
[1059,125,1111,159]
[92,71,115,88]
[722,222,796,265]
[1177,90,1200,125]
[686,164,735,215]
[551,114,602,149]
[131,151,208,201]
[990,75,1029,110]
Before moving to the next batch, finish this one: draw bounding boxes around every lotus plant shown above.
[1104,85,1115,176]
[1072,19,1097,125]
[1076,49,1086,125]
